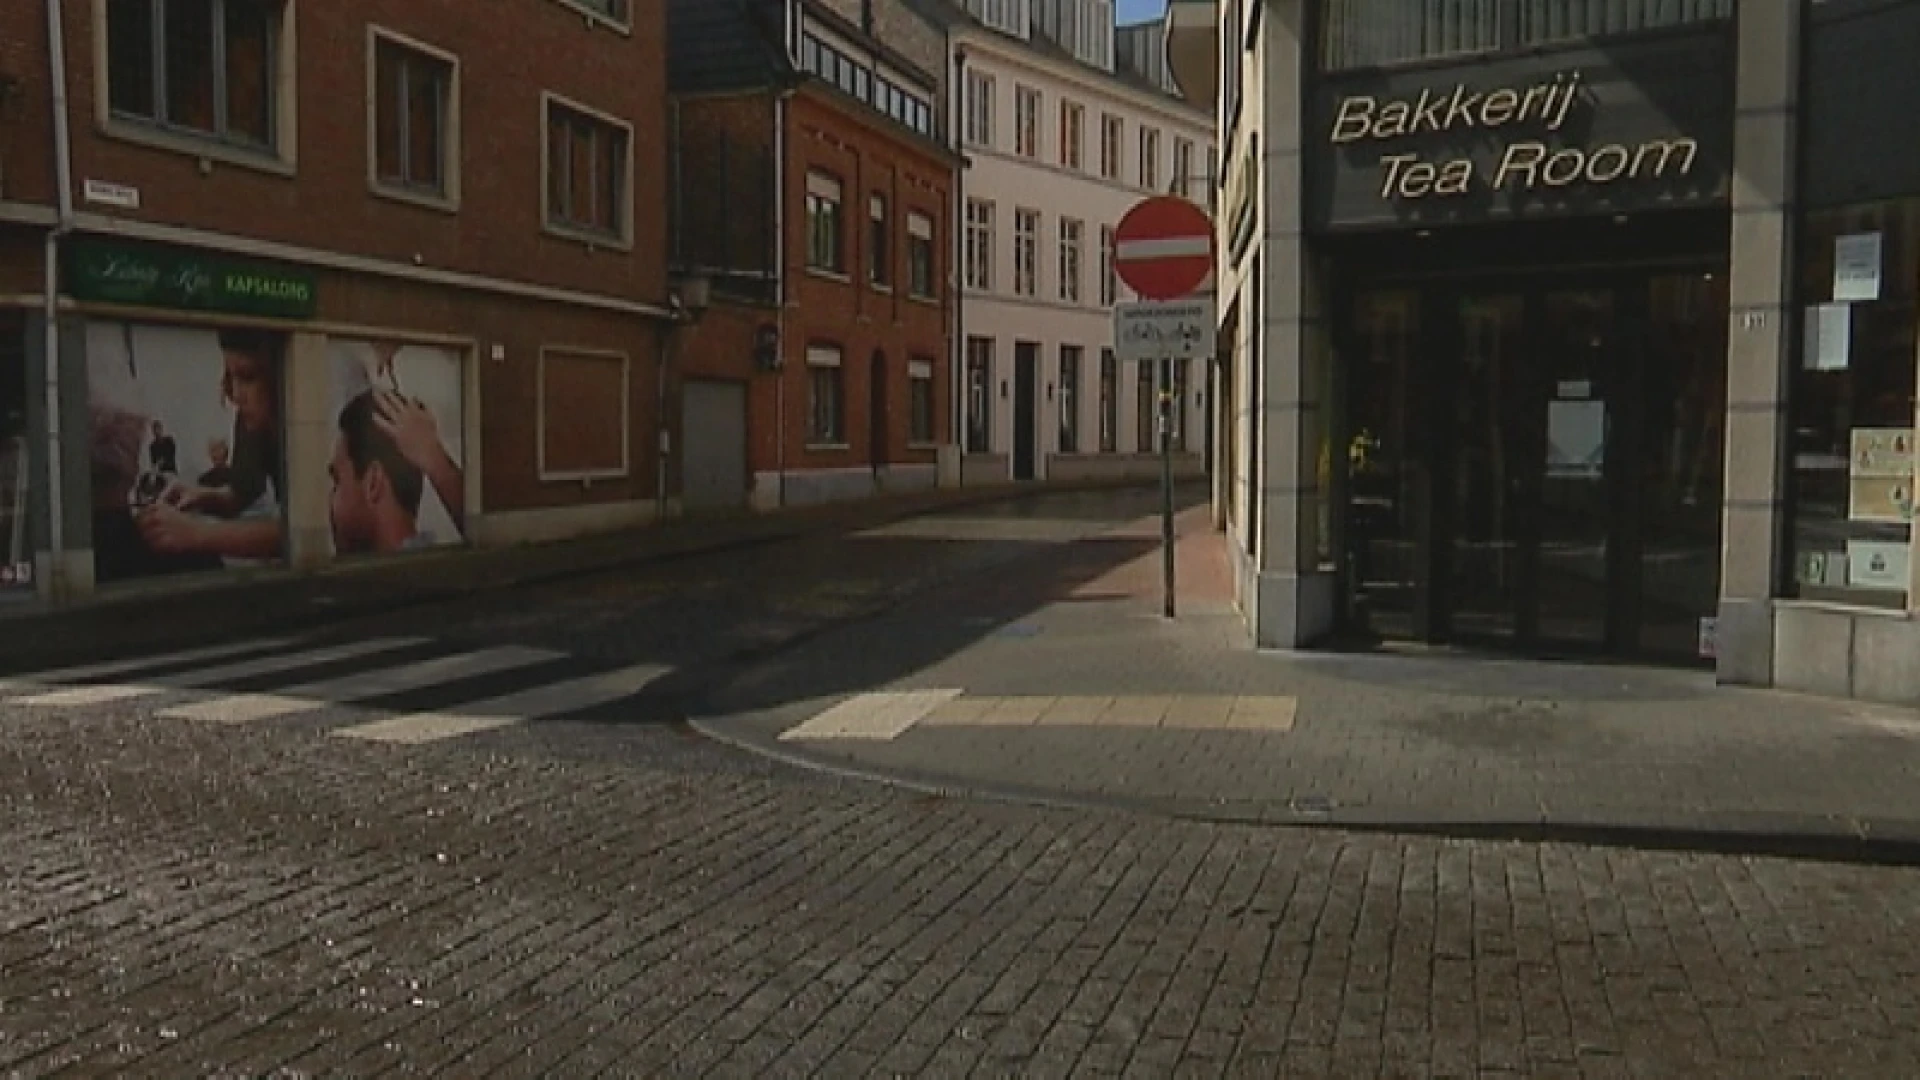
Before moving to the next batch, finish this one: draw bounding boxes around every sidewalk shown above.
[0,482,1091,675]
[696,504,1920,860]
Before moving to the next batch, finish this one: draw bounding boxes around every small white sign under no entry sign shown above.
[1113,299,1216,365]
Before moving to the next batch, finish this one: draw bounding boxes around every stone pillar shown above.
[282,330,334,571]
[1716,3,1803,685]
[1247,0,1335,649]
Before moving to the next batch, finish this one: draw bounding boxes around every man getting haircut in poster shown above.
[329,389,430,555]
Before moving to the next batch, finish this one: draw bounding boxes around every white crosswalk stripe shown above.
[157,645,566,723]
[334,663,672,744]
[1,638,673,745]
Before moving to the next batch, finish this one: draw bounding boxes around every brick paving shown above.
[5,702,1920,1077]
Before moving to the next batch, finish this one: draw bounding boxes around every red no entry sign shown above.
[1113,195,1215,301]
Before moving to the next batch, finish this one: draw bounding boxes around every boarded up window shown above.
[540,349,627,477]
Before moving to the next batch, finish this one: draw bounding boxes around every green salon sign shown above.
[65,238,317,319]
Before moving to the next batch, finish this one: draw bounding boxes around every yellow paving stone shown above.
[1102,696,1173,727]
[975,696,1051,726]
[1037,696,1116,726]
[1225,696,1298,732]
[921,697,997,727]
[1159,696,1236,729]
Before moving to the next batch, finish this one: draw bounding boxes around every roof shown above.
[667,0,796,94]
[901,0,1195,108]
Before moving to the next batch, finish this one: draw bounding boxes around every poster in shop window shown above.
[85,322,286,584]
[324,339,466,556]
[1848,427,1916,524]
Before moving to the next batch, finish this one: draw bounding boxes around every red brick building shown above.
[667,0,959,510]
[0,0,671,603]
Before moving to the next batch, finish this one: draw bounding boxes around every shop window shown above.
[1059,346,1082,453]
[869,194,891,289]
[907,212,936,300]
[806,171,846,274]
[543,95,631,244]
[909,358,936,445]
[966,337,994,453]
[1790,200,1920,609]
[1099,348,1118,452]
[0,313,29,589]
[807,345,845,445]
[106,0,286,154]
[370,31,457,203]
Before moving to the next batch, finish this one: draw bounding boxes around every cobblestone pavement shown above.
[8,695,1920,1077]
[700,506,1920,853]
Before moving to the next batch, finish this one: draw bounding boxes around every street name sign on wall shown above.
[1114,299,1215,365]
[1113,195,1216,301]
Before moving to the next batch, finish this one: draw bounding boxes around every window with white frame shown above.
[106,0,286,152]
[965,199,995,291]
[1099,225,1116,306]
[563,0,630,27]
[1058,345,1081,453]
[1014,208,1040,297]
[869,193,891,288]
[1100,113,1123,180]
[1098,348,1117,452]
[370,32,456,200]
[806,171,845,273]
[1058,218,1083,304]
[907,211,935,299]
[545,97,630,241]
[965,70,994,147]
[909,358,936,444]
[1173,137,1195,199]
[965,337,994,453]
[1015,85,1041,158]
[1059,100,1084,171]
[807,345,845,444]
[1138,127,1160,190]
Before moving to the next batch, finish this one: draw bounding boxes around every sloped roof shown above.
[901,0,1190,105]
[667,0,797,94]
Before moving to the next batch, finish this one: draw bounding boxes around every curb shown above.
[686,713,1920,869]
[2,480,1168,675]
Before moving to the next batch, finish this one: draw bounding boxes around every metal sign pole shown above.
[1160,352,1176,619]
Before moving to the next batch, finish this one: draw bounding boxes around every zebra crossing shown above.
[0,635,674,745]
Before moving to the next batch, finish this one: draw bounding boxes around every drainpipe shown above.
[950,46,968,483]
[41,0,73,599]
[774,87,793,508]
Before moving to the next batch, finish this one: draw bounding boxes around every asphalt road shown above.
[4,487,1919,1077]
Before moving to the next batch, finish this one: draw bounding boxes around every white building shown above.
[937,0,1216,486]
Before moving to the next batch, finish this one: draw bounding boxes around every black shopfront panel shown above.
[1310,28,1736,662]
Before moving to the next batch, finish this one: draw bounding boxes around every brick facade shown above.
[0,0,674,601]
[675,82,955,508]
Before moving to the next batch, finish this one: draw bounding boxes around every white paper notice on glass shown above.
[1846,539,1910,591]
[1834,232,1883,302]
[1546,400,1606,479]
[1804,302,1852,371]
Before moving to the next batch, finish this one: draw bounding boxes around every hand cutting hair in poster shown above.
[370,386,466,534]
